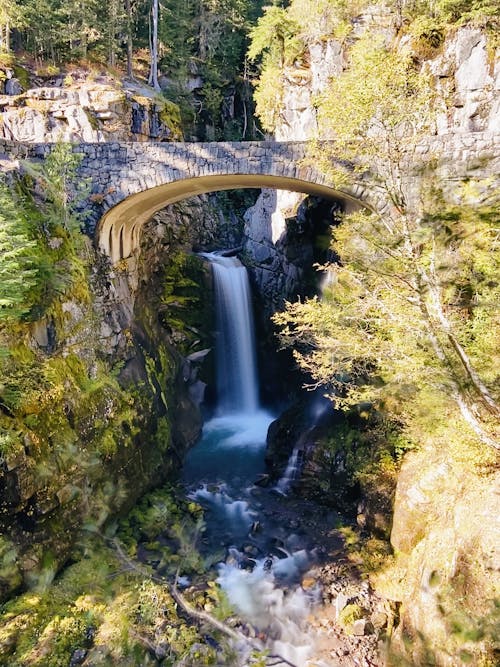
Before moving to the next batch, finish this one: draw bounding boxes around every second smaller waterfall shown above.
[206,254,259,414]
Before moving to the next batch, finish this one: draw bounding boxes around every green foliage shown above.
[157,97,183,140]
[408,15,445,58]
[160,251,212,354]
[434,0,498,23]
[22,142,87,237]
[154,0,264,139]
[338,602,364,631]
[0,536,219,666]
[316,33,433,184]
[0,537,22,594]
[0,143,91,327]
[251,62,284,133]
[0,181,39,322]
[247,5,302,66]
[274,185,500,449]
[287,0,366,41]
[155,415,171,452]
[118,484,205,575]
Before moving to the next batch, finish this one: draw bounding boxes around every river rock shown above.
[254,473,270,487]
[371,611,388,630]
[352,619,367,636]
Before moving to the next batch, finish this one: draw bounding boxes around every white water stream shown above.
[183,253,321,666]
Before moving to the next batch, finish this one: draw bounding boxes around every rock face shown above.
[430,28,499,134]
[242,23,500,311]
[244,193,339,317]
[0,67,183,142]
[380,444,499,665]
[0,194,231,602]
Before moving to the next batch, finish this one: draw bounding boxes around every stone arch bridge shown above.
[0,133,496,263]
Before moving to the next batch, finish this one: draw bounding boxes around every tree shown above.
[0,0,24,52]
[124,0,134,77]
[247,4,302,68]
[148,0,160,90]
[274,192,500,446]
[23,141,86,235]
[273,33,499,450]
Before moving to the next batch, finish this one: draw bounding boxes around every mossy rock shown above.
[158,98,183,140]
[338,603,365,633]
[12,65,31,91]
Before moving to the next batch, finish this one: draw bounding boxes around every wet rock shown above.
[239,557,256,571]
[254,473,271,487]
[154,641,169,659]
[243,544,260,557]
[5,78,22,95]
[249,520,262,534]
[186,348,211,363]
[301,576,316,590]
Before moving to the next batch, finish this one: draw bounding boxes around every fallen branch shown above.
[106,534,299,667]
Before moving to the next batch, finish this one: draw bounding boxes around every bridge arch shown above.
[98,173,372,263]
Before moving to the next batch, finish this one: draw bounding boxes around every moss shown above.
[84,108,100,131]
[338,603,364,632]
[0,428,23,459]
[12,65,30,91]
[159,251,213,356]
[0,484,219,665]
[407,16,445,60]
[155,416,171,452]
[158,98,183,140]
[23,99,53,113]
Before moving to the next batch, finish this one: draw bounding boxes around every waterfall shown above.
[183,254,319,666]
[205,254,259,414]
[275,447,303,496]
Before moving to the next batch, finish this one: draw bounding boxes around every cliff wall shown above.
[243,9,499,665]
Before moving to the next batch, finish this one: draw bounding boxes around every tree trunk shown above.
[423,250,500,418]
[416,284,499,450]
[108,0,117,67]
[125,0,133,78]
[149,0,160,91]
[433,293,500,417]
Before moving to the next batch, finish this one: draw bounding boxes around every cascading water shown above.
[182,253,324,666]
[208,253,259,414]
[275,447,303,496]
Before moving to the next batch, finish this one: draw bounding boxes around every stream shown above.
[181,254,326,665]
